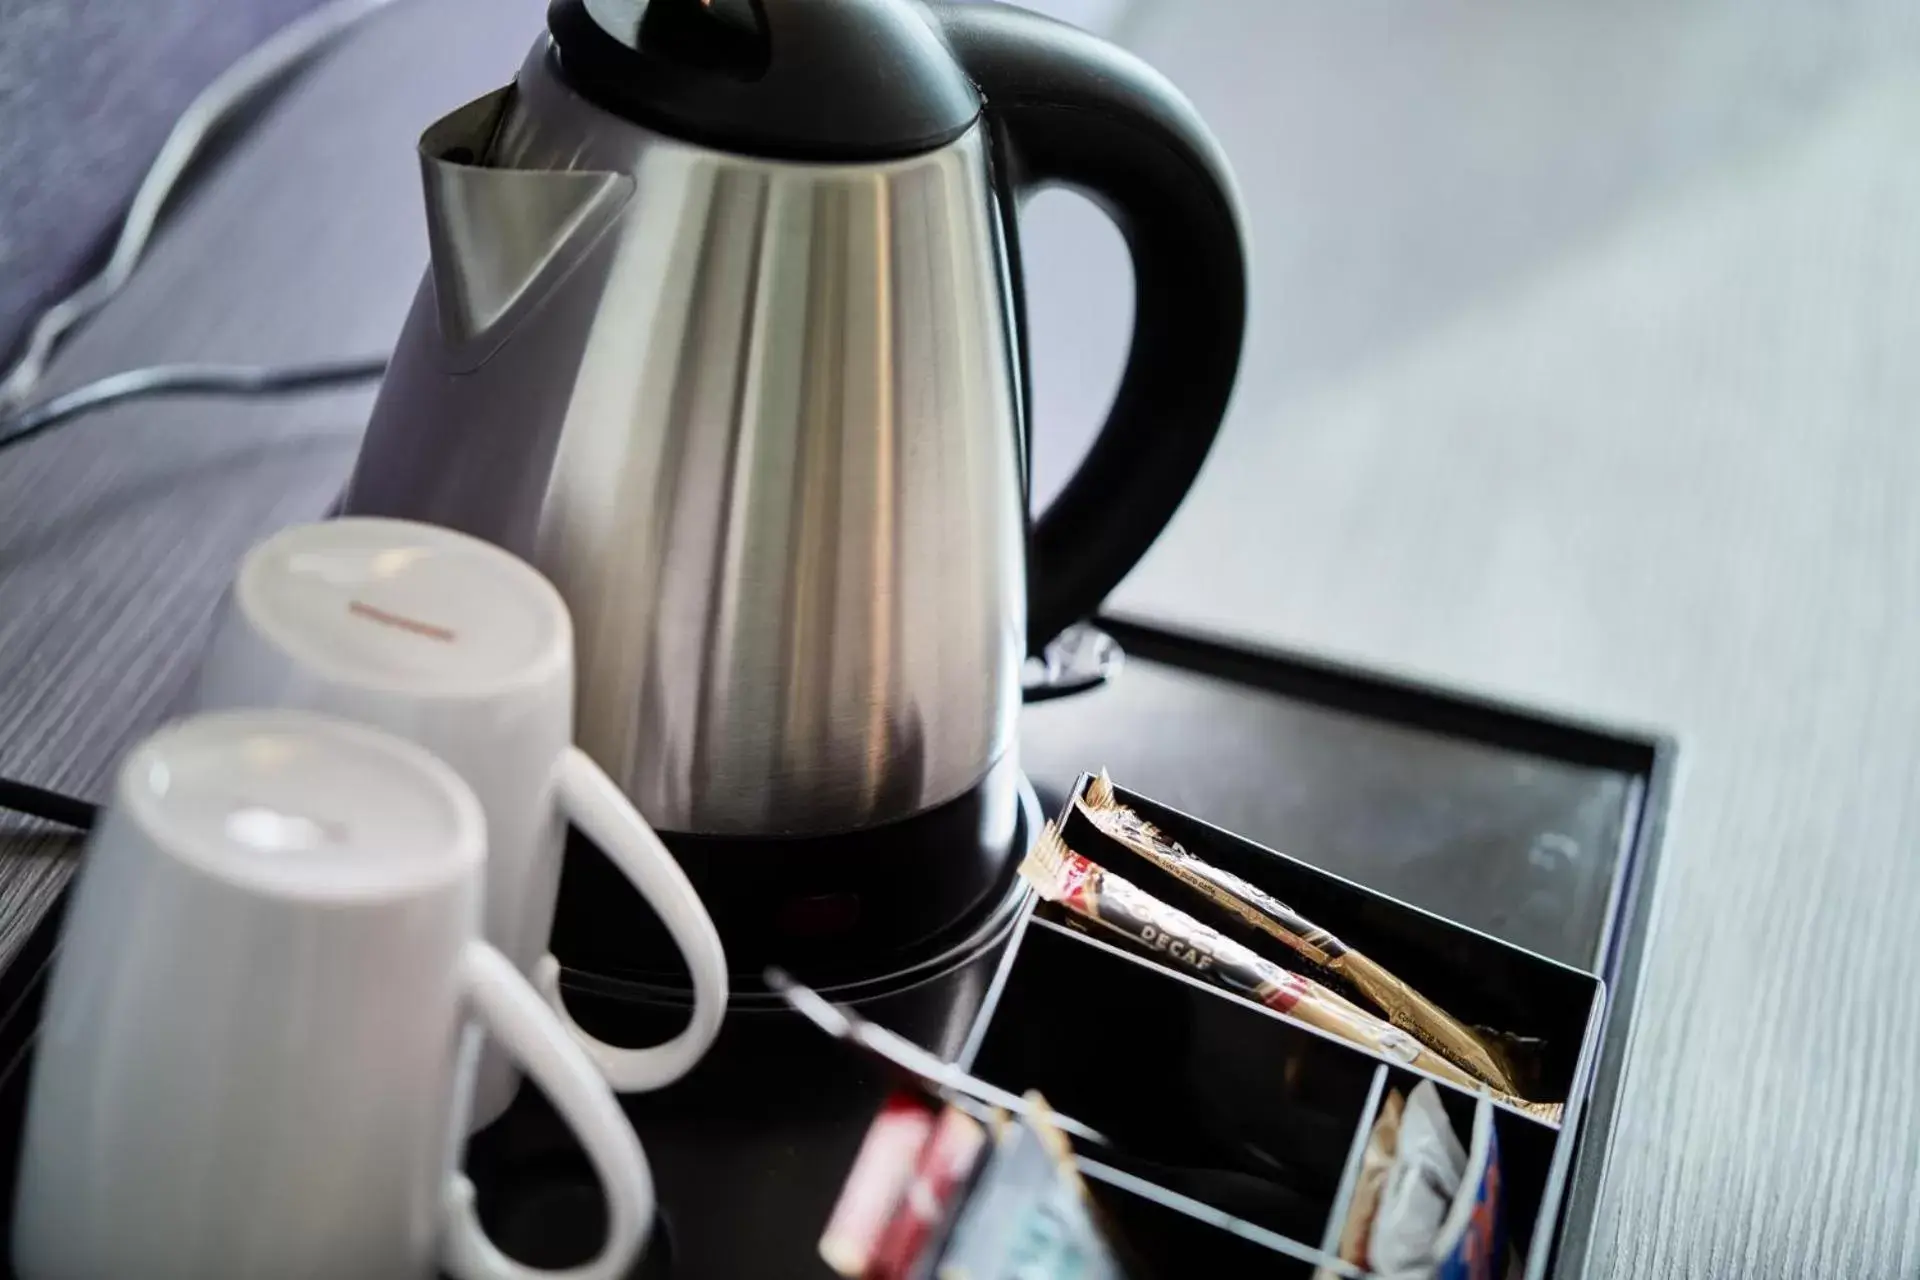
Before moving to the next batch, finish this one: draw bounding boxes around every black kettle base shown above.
[550,752,1032,989]
[535,767,1040,1113]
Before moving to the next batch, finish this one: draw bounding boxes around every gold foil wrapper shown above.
[1076,774,1555,1114]
[1020,826,1561,1127]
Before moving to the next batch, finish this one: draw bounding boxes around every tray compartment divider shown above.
[1519,979,1612,1279]
[1075,1155,1361,1279]
[1317,1062,1388,1262]
[964,913,1382,1244]
[1018,912,1509,1101]
[952,893,1037,1074]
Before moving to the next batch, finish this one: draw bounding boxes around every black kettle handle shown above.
[933,3,1248,654]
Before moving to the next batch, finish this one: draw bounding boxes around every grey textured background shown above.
[5,0,1920,1276]
[0,0,325,358]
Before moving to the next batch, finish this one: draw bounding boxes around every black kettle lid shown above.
[547,0,983,162]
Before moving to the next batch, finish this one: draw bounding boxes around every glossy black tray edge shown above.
[1093,612,1674,1280]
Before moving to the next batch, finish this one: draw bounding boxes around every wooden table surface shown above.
[5,2,1920,1276]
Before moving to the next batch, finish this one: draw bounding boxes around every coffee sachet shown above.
[1021,826,1560,1126]
[1321,1087,1404,1277]
[1076,773,1533,1102]
[933,1094,1131,1280]
[1021,827,1560,1131]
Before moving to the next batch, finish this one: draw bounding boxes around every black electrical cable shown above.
[0,356,388,455]
[0,1,407,842]
[0,354,389,828]
[0,356,389,828]
[0,780,97,832]
[0,0,406,414]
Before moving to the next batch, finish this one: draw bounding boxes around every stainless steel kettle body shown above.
[346,1,1247,843]
[351,45,1024,837]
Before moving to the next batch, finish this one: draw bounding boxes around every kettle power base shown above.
[550,752,1034,991]
[547,773,1045,1103]
[0,618,1666,1278]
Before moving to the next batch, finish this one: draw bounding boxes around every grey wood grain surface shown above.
[4,1,1920,1277]
[0,0,536,945]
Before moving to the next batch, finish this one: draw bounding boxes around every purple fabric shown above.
[0,0,328,362]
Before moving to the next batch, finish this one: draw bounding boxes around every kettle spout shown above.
[418,87,634,363]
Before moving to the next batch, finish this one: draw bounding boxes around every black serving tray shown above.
[957,776,1605,1278]
[0,613,1668,1279]
[1017,614,1671,1278]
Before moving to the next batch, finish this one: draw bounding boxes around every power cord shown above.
[0,0,406,831]
[0,0,403,417]
[0,356,387,454]
[0,781,96,834]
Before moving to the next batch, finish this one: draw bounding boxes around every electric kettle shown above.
[345,0,1246,854]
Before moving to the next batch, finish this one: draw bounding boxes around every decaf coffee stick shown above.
[1020,827,1563,1127]
[1019,826,1441,1077]
[1077,772,1525,1100]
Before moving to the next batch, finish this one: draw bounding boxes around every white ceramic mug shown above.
[12,710,652,1280]
[188,517,727,1125]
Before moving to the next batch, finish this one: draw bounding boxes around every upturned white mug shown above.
[188,517,727,1126]
[12,710,652,1280]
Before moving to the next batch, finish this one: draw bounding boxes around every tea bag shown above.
[1368,1082,1513,1280]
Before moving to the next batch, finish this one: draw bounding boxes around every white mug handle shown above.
[532,746,729,1092]
[441,942,654,1280]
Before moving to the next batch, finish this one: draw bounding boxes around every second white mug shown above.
[189,517,728,1125]
[13,710,652,1280]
